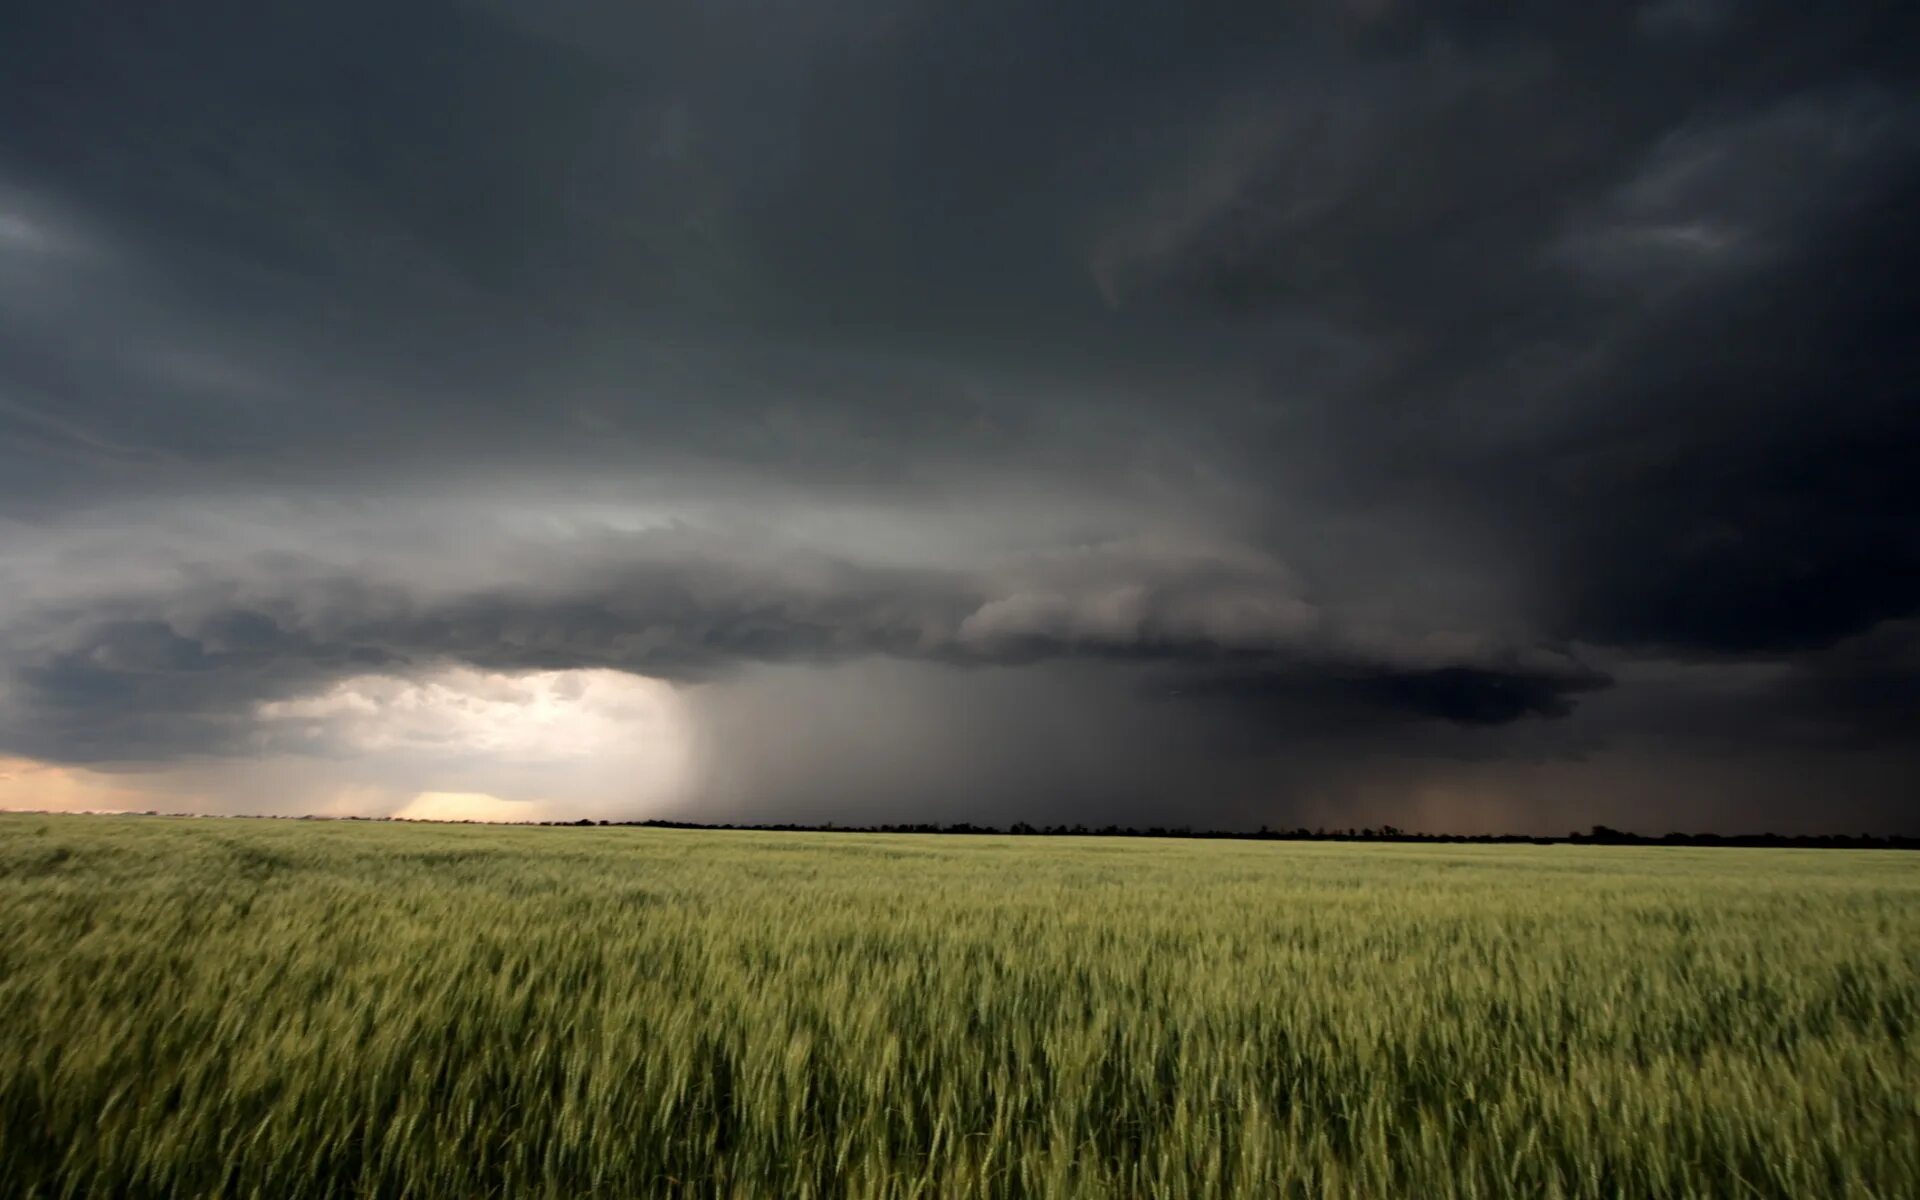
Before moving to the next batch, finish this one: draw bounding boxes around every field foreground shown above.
[1,815,1915,1198]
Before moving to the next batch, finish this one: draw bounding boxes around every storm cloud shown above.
[0,0,1914,830]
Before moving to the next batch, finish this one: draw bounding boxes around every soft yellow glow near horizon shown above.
[393,791,541,823]
[0,756,154,814]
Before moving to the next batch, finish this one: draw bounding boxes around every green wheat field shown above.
[1,815,1915,1198]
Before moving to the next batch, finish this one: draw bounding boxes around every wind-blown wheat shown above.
[1,814,1914,1198]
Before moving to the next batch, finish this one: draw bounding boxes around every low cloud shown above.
[0,529,1601,773]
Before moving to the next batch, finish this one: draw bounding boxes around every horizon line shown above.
[6,808,1916,848]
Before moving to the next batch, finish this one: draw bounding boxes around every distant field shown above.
[1,815,1914,1198]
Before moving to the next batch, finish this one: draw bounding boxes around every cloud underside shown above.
[0,533,1606,765]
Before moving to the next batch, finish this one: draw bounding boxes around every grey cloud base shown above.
[0,532,1603,768]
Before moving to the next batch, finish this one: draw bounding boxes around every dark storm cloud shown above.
[1096,3,1920,660]
[1591,619,1920,756]
[0,531,1600,765]
[1179,662,1608,728]
[1078,2,1920,824]
[1,1,1915,827]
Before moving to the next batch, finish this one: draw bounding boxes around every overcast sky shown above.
[1,1,1915,831]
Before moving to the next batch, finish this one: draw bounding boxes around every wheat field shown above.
[0,813,1914,1198]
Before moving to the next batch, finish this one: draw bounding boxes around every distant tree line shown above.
[50,809,1916,847]
[534,817,1919,849]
